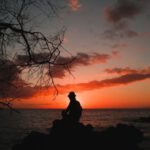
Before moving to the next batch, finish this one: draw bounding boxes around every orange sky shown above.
[13,79,150,109]
[2,0,150,109]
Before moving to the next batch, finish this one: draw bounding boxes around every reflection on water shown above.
[0,109,150,150]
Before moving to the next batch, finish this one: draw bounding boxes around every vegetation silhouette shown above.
[12,92,144,150]
[0,0,73,110]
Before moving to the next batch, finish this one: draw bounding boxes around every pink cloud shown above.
[69,0,82,11]
[35,72,150,97]
[105,66,150,75]
[16,52,114,79]
[2,66,150,99]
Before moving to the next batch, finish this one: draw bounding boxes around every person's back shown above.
[69,99,82,122]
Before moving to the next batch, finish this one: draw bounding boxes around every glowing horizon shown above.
[1,0,150,109]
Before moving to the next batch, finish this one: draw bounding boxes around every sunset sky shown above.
[12,0,150,109]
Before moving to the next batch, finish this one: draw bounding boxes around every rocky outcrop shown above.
[133,117,150,123]
[12,119,144,150]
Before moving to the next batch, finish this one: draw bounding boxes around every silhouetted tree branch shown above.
[0,0,73,109]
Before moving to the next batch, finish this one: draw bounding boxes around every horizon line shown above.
[1,107,150,110]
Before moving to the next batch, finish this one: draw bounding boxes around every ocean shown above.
[0,109,150,150]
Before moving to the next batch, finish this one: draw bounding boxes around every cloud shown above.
[51,52,113,78]
[71,52,111,65]
[36,72,150,97]
[104,0,146,23]
[102,27,139,39]
[69,0,82,11]
[8,72,150,98]
[17,52,113,79]
[1,51,113,99]
[111,43,128,48]
[99,73,150,86]
[102,29,149,39]
[0,58,32,99]
[1,63,150,99]
[103,0,149,39]
[16,53,50,66]
[112,50,119,56]
[1,85,41,99]
[34,66,150,96]
[0,58,48,99]
[105,66,150,75]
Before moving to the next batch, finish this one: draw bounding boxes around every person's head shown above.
[68,91,76,100]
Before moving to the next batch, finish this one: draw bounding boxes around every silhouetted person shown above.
[62,91,82,122]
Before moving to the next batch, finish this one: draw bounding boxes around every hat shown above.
[68,91,76,97]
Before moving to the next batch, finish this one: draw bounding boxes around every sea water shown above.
[0,109,150,150]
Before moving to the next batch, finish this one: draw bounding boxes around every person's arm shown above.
[65,102,71,113]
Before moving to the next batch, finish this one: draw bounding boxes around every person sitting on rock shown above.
[62,91,82,122]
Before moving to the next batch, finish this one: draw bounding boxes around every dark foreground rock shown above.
[133,116,150,123]
[12,119,144,150]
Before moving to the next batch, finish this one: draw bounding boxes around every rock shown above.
[133,117,150,123]
[12,119,144,150]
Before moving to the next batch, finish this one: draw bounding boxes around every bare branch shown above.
[0,101,20,113]
[0,0,74,107]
